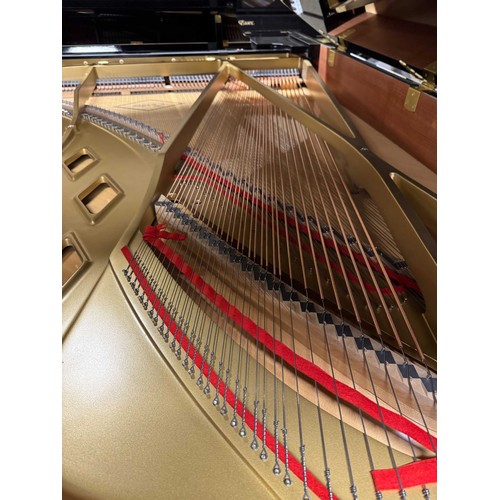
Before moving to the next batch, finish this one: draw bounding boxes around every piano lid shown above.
[62,0,363,58]
[62,0,435,94]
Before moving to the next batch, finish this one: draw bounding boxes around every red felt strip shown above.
[143,223,186,244]
[121,245,334,500]
[122,245,437,493]
[145,238,437,455]
[371,458,437,490]
[179,154,421,294]
[171,174,405,297]
[277,219,403,296]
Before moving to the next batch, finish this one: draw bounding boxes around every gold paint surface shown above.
[108,236,435,500]
[62,118,162,335]
[63,55,437,499]
[63,266,278,500]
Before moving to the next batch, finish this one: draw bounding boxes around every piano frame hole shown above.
[62,234,89,287]
[63,148,99,180]
[76,175,123,223]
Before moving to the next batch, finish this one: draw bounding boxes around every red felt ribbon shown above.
[146,239,437,454]
[122,245,437,494]
[143,224,186,244]
[371,458,437,491]
[172,174,404,297]
[179,154,421,295]
[121,245,334,500]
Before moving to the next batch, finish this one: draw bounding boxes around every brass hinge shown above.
[336,28,355,53]
[404,87,421,112]
[327,49,336,67]
[425,60,437,76]
[400,59,437,94]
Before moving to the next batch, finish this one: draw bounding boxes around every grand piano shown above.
[62,2,437,499]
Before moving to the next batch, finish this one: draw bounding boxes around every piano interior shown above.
[62,2,437,499]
